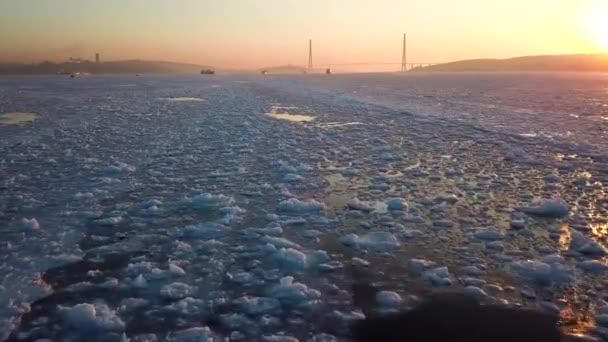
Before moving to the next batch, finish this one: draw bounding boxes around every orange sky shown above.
[1,0,607,70]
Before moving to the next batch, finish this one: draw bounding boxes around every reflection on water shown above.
[0,112,38,125]
[158,97,205,102]
[266,105,315,122]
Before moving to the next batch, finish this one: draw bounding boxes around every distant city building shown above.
[95,53,100,63]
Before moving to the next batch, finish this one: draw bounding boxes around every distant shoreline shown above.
[413,53,608,72]
[0,60,214,75]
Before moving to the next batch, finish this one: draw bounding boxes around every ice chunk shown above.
[191,193,234,210]
[59,303,125,332]
[461,266,485,276]
[228,272,254,284]
[519,199,570,218]
[262,236,302,249]
[164,297,205,316]
[268,276,321,305]
[509,260,573,285]
[569,230,607,256]
[340,233,360,247]
[132,274,148,289]
[168,263,186,276]
[262,335,300,342]
[352,257,370,267]
[118,298,149,312]
[308,333,338,342]
[578,260,608,274]
[307,250,331,266]
[423,267,452,286]
[504,148,537,164]
[21,218,40,230]
[278,198,325,213]
[359,232,400,252]
[275,248,308,270]
[179,223,226,239]
[103,162,135,174]
[347,198,373,212]
[463,286,487,299]
[160,282,195,299]
[386,198,407,211]
[283,173,304,183]
[220,205,246,223]
[234,296,281,315]
[166,327,215,342]
[376,291,402,308]
[409,259,437,273]
[473,228,505,241]
[94,216,123,226]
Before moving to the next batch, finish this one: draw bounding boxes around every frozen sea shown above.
[2,72,608,341]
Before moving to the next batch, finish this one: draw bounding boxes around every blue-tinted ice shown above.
[1,73,608,341]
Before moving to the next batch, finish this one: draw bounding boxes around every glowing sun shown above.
[582,1,608,50]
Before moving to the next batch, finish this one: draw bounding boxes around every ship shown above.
[200,69,215,75]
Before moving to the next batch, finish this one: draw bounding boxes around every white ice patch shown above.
[59,303,125,332]
[277,198,325,213]
[519,199,570,219]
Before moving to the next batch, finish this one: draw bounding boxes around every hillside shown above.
[415,54,608,72]
[0,60,214,75]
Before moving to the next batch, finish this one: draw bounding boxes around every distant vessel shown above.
[261,70,268,75]
[325,68,332,75]
[200,69,215,75]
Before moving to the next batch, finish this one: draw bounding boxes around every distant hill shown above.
[0,60,215,75]
[415,54,608,72]
[260,64,308,74]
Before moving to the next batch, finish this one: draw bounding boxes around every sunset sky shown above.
[1,0,607,70]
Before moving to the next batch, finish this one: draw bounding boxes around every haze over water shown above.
[2,0,608,71]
